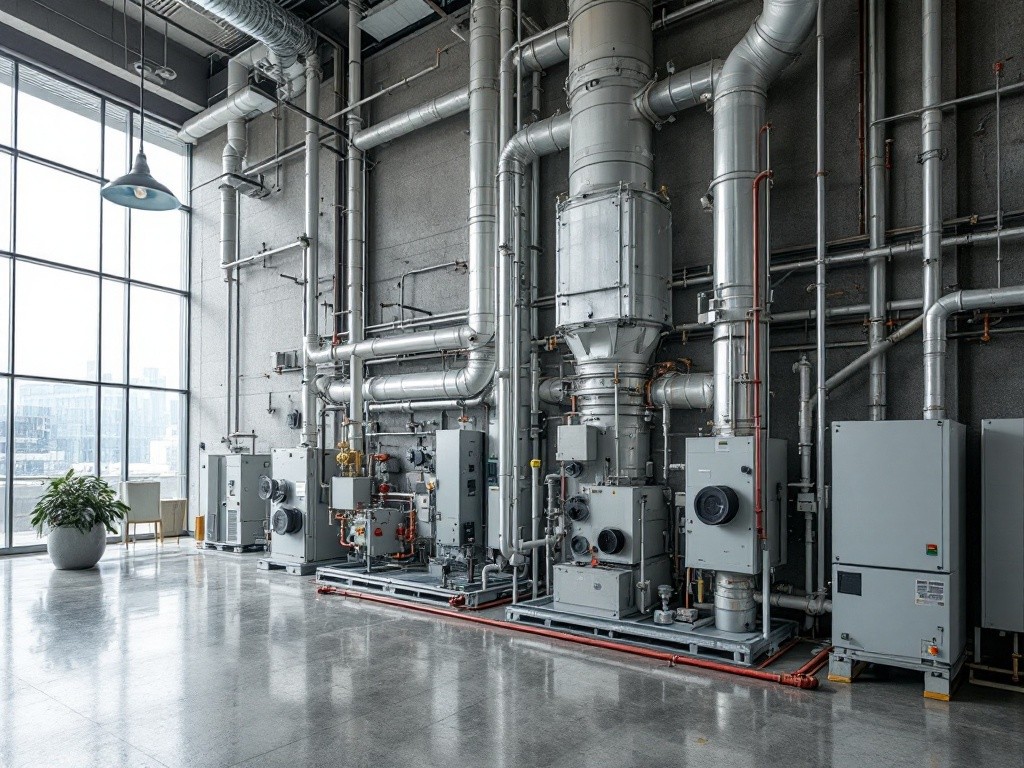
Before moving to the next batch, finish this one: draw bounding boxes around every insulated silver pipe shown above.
[353,87,470,151]
[221,61,247,447]
[648,372,714,410]
[513,24,569,71]
[794,355,814,612]
[825,313,924,398]
[813,0,827,596]
[637,59,722,122]
[866,0,887,420]
[496,112,571,557]
[301,56,321,447]
[923,286,1024,419]
[711,0,818,436]
[921,0,943,315]
[347,1,365,450]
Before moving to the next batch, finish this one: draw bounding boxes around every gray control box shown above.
[981,418,1024,633]
[553,558,672,620]
[435,430,485,547]
[556,424,598,462]
[331,476,374,510]
[683,436,787,574]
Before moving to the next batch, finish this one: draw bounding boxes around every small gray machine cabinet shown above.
[981,418,1024,633]
[683,437,787,574]
[566,485,668,566]
[434,430,485,547]
[201,454,270,547]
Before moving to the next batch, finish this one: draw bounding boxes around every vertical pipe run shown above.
[301,55,321,447]
[866,0,887,420]
[347,1,366,451]
[920,0,943,317]
[814,0,828,593]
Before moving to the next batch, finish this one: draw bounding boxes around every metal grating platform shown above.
[258,557,364,576]
[316,566,527,609]
[505,597,798,665]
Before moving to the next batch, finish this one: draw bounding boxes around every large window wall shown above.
[0,55,189,551]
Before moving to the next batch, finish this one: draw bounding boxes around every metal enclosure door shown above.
[832,420,962,572]
[200,455,225,542]
[832,564,965,666]
[982,419,1024,632]
[435,430,485,547]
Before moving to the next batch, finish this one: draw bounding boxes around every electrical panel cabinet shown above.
[683,437,787,574]
[981,418,1024,633]
[267,448,347,564]
[556,425,598,462]
[223,454,271,547]
[434,430,485,547]
[831,420,966,677]
[201,454,270,547]
[331,476,374,510]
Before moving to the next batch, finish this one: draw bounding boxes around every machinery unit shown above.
[980,419,1024,634]
[201,454,271,549]
[331,476,373,510]
[261,447,347,570]
[829,420,966,700]
[435,429,485,548]
[564,485,668,565]
[553,557,672,620]
[683,437,788,574]
[345,506,405,558]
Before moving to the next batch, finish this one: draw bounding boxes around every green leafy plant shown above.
[29,470,129,535]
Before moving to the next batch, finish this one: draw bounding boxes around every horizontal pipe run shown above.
[223,238,306,271]
[638,59,722,122]
[316,587,820,689]
[874,80,1024,125]
[651,0,737,30]
[648,372,714,409]
[754,591,833,615]
[179,85,277,143]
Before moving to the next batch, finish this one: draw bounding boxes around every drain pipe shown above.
[923,286,1024,419]
[346,1,366,452]
[866,0,887,420]
[301,55,321,447]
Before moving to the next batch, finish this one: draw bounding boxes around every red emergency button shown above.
[373,527,383,537]
[927,645,939,656]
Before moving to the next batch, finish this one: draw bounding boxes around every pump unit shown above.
[829,420,966,700]
[262,447,347,568]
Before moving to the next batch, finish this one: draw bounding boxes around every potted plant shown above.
[29,470,129,570]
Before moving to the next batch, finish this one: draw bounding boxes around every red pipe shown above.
[795,645,833,677]
[751,169,773,542]
[316,586,819,690]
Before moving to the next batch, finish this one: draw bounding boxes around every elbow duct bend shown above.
[922,285,1024,419]
[637,58,723,122]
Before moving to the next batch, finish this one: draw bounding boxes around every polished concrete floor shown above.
[2,543,1022,768]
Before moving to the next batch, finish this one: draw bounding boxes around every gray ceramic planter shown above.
[47,523,107,570]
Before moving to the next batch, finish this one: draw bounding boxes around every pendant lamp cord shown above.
[138,0,145,153]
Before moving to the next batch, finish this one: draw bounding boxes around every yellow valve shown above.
[529,459,541,469]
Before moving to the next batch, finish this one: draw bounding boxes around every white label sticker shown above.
[915,579,945,606]
[294,481,307,498]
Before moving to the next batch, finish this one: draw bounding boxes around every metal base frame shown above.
[969,626,1024,693]
[828,648,966,701]
[258,557,364,576]
[316,566,526,608]
[200,541,266,554]
[504,597,798,665]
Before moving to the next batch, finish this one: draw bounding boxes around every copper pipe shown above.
[317,587,820,689]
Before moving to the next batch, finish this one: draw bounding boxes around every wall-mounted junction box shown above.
[556,424,598,462]
[331,476,374,510]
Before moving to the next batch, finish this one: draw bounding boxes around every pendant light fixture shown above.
[101,0,180,211]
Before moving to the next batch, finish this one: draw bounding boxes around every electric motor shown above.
[271,506,302,535]
[258,475,286,503]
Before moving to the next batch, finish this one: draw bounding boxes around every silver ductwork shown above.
[709,0,818,436]
[300,56,321,446]
[187,0,316,70]
[648,373,714,410]
[345,1,366,449]
[920,0,943,316]
[637,58,722,122]
[353,87,470,151]
[923,286,1024,420]
[179,86,276,143]
[317,0,501,405]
